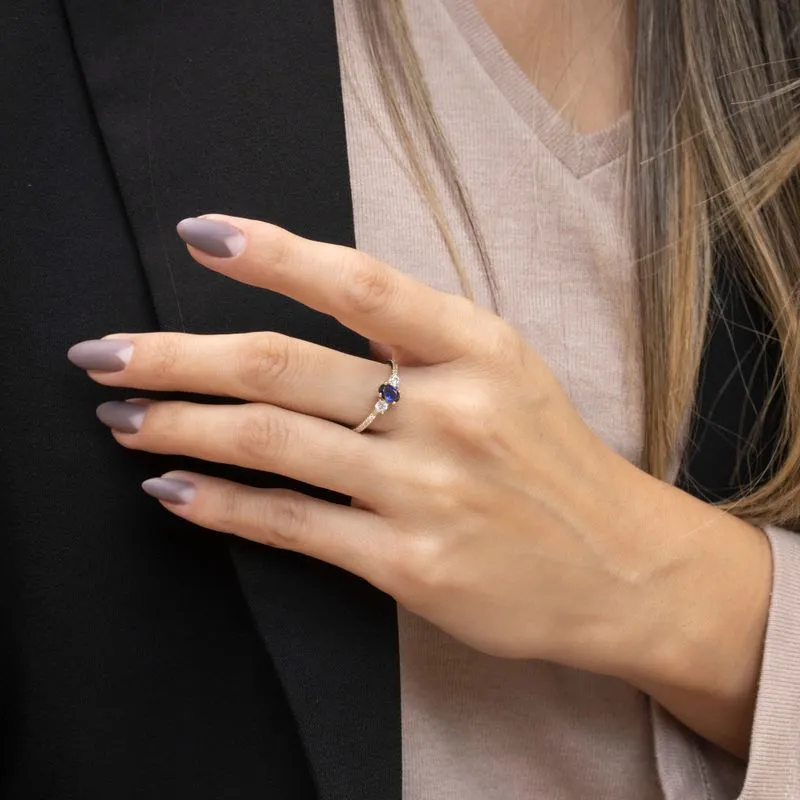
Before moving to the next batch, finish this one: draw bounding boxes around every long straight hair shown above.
[353,0,800,527]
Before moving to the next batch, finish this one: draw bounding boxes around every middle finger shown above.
[70,331,406,430]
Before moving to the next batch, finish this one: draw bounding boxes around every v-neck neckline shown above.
[440,0,631,178]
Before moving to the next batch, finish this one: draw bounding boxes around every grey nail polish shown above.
[96,400,147,433]
[142,476,196,505]
[68,340,133,371]
[176,217,246,257]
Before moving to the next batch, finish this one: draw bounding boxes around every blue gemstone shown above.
[379,383,400,404]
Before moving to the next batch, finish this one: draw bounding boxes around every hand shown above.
[68,214,696,673]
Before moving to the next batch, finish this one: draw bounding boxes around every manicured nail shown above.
[142,476,196,505]
[176,217,246,257]
[96,400,147,433]
[68,339,133,371]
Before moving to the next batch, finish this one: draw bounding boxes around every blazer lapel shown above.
[63,1,401,798]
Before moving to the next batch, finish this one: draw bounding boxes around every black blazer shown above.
[1,1,785,797]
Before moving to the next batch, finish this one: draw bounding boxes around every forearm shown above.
[598,461,773,759]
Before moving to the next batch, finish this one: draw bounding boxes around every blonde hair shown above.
[354,0,800,527]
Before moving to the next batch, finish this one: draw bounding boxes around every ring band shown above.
[352,360,401,433]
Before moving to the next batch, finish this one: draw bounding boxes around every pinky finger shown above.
[142,471,398,589]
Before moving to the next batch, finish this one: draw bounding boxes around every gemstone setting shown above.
[352,359,401,433]
[378,383,400,404]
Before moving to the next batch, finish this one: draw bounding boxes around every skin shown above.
[473,0,635,132]
[78,214,772,760]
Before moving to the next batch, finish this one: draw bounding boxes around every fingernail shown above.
[96,400,147,433]
[176,217,246,257]
[68,340,133,371]
[142,476,196,505]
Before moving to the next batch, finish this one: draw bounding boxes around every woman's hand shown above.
[67,214,769,692]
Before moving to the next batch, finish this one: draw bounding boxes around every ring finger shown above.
[99,397,390,502]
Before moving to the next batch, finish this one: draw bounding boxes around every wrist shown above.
[597,463,771,732]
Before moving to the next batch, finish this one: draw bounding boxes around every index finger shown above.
[176,214,479,363]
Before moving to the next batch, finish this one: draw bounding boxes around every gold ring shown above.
[352,360,400,433]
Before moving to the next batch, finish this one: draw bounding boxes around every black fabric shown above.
[677,253,785,504]
[61,0,401,797]
[2,0,399,797]
[0,0,784,798]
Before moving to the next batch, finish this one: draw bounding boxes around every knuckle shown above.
[451,295,483,333]
[398,535,455,598]
[234,407,291,463]
[464,390,497,436]
[341,258,394,316]
[481,319,526,369]
[217,481,243,531]
[260,224,297,272]
[136,401,182,448]
[428,387,497,441]
[151,334,182,380]
[420,459,462,498]
[428,467,469,518]
[394,457,464,518]
[239,332,296,390]
[262,492,309,549]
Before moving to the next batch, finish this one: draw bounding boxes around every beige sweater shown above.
[334,0,800,797]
